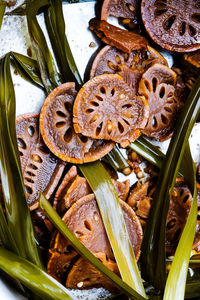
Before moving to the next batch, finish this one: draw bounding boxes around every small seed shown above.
[89,41,96,48]
[115,55,121,64]
[108,61,116,70]
[131,151,138,161]
[172,190,178,197]
[77,282,84,288]
[32,154,42,163]
[122,18,131,24]
[119,93,126,100]
[137,171,144,179]
[107,122,113,134]
[123,167,132,175]
[129,4,135,12]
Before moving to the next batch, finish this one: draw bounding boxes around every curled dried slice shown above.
[89,18,148,53]
[184,51,200,69]
[139,64,179,140]
[90,45,167,93]
[73,74,149,148]
[141,0,200,52]
[48,194,143,287]
[40,83,114,164]
[112,179,130,201]
[16,114,65,210]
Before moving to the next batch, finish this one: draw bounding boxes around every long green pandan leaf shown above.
[0,247,76,300]
[103,144,129,171]
[0,0,6,29]
[79,161,146,298]
[141,76,200,290]
[11,52,44,88]
[26,0,62,94]
[44,0,82,87]
[0,53,42,267]
[163,144,197,300]
[39,193,145,300]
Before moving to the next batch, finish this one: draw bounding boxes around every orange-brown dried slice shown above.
[141,0,200,52]
[184,50,200,69]
[66,252,119,292]
[16,113,65,210]
[112,179,130,201]
[89,18,148,53]
[40,83,114,164]
[139,64,179,140]
[90,45,167,93]
[73,74,149,148]
[101,0,139,21]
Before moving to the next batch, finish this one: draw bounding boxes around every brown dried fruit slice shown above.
[16,113,65,210]
[90,45,167,93]
[39,83,114,164]
[112,179,130,201]
[139,64,179,140]
[73,74,149,148]
[184,50,200,69]
[48,194,143,286]
[101,0,139,21]
[89,18,148,53]
[141,0,200,52]
[66,252,119,292]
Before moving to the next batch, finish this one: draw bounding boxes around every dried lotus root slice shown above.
[184,51,200,69]
[66,253,119,292]
[39,83,114,164]
[89,18,148,54]
[139,64,179,140]
[16,114,65,210]
[73,74,149,148]
[101,0,139,20]
[141,0,200,52]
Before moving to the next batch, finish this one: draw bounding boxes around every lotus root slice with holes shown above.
[39,83,114,164]
[138,63,180,140]
[73,74,149,148]
[16,113,65,210]
[89,18,148,53]
[141,0,200,52]
[90,45,167,93]
[101,0,139,20]
[48,194,143,288]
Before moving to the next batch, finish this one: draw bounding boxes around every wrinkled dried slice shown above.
[141,0,200,52]
[73,74,149,148]
[184,50,200,69]
[112,179,130,201]
[101,0,139,20]
[66,252,119,292]
[40,83,114,164]
[139,64,179,140]
[89,18,148,53]
[90,45,167,93]
[16,114,65,210]
[172,67,189,104]
[48,194,143,286]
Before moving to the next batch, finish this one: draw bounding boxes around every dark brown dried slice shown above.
[89,18,148,53]
[66,252,119,292]
[141,0,200,52]
[16,113,65,210]
[40,83,114,164]
[184,50,200,69]
[138,63,179,140]
[73,74,149,148]
[101,0,138,20]
[90,45,167,93]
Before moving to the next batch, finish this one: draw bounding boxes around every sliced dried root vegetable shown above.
[127,179,200,256]
[16,113,65,210]
[139,63,179,140]
[48,194,143,290]
[112,179,130,201]
[89,18,148,53]
[90,45,167,93]
[184,50,200,69]
[141,0,200,52]
[39,83,114,164]
[73,74,149,148]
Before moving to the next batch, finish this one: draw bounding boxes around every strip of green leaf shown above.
[80,161,146,298]
[0,0,6,29]
[39,193,145,300]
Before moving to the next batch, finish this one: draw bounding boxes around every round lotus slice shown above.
[141,0,200,52]
[101,0,139,20]
[73,74,149,148]
[139,64,179,140]
[16,114,65,210]
[39,83,114,164]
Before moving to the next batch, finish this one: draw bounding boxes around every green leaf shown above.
[0,0,6,29]
[163,144,197,300]
[0,247,76,300]
[26,0,62,94]
[39,193,145,300]
[103,145,129,171]
[79,161,147,298]
[11,52,44,88]
[44,0,82,87]
[0,53,42,267]
[141,76,200,290]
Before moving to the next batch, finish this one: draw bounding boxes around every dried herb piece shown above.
[40,82,114,163]
[141,0,200,52]
[101,0,139,20]
[16,113,65,210]
[73,74,149,147]
[139,63,179,140]
[89,18,148,53]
